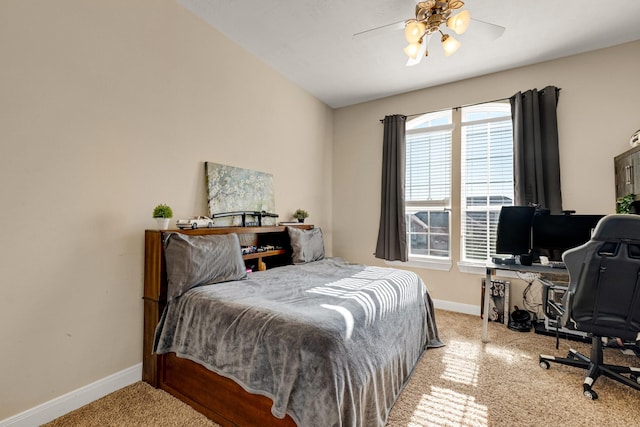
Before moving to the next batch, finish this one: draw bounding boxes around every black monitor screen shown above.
[532,214,604,261]
[495,206,536,255]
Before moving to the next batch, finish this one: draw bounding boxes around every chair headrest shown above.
[592,214,640,241]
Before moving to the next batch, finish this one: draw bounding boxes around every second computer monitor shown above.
[532,214,604,261]
[495,206,536,256]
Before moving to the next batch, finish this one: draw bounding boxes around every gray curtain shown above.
[375,115,408,261]
[510,86,562,214]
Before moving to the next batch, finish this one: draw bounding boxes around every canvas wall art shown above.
[205,162,276,226]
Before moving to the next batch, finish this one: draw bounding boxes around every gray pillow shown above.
[287,227,325,264]
[163,233,247,300]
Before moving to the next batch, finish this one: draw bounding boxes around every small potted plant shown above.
[152,203,173,230]
[616,194,637,214]
[293,208,309,223]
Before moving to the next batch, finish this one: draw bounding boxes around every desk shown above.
[483,262,568,342]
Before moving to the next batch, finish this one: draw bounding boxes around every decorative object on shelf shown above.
[211,210,279,227]
[630,129,640,147]
[205,162,276,227]
[616,193,637,214]
[293,209,309,223]
[176,216,214,229]
[152,203,173,230]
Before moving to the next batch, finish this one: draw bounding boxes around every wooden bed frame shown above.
[143,225,312,427]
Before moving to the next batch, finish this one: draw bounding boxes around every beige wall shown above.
[2,0,639,420]
[332,41,640,308]
[0,0,332,419]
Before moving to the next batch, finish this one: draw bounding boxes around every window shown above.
[404,101,513,268]
[461,103,513,263]
[405,110,452,261]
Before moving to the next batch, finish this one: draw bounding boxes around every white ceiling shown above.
[177,0,640,108]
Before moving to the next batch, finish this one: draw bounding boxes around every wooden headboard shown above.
[142,225,312,386]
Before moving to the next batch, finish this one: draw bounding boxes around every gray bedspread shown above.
[154,258,443,427]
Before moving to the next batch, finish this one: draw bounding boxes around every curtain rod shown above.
[379,87,562,122]
[379,96,508,123]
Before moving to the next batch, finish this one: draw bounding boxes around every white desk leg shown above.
[482,267,494,343]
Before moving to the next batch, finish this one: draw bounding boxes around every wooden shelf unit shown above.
[242,249,286,260]
[243,249,287,271]
[614,145,640,200]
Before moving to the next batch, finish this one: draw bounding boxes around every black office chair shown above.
[539,214,640,400]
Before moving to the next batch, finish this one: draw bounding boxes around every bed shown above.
[143,225,442,427]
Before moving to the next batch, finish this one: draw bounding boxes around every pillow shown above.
[287,227,325,264]
[163,232,247,300]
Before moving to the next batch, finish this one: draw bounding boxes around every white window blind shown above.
[461,103,514,262]
[405,111,452,260]
[406,128,452,202]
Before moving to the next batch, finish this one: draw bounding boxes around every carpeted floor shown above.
[43,309,640,426]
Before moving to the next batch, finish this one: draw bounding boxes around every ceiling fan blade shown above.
[406,55,422,67]
[468,18,505,40]
[352,20,405,40]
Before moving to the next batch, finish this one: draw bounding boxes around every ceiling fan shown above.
[353,0,505,66]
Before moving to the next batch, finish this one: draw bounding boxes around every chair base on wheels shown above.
[539,335,640,400]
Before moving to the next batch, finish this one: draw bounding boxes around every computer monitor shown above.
[495,206,536,256]
[532,214,604,261]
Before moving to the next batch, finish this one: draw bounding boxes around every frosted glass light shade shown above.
[447,10,470,35]
[403,41,422,59]
[404,20,426,43]
[441,34,461,56]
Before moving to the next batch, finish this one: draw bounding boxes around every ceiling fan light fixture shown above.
[447,10,470,34]
[441,33,461,56]
[402,0,469,62]
[403,40,423,59]
[404,20,426,43]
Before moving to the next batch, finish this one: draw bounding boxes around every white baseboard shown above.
[0,363,142,427]
[432,298,480,316]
